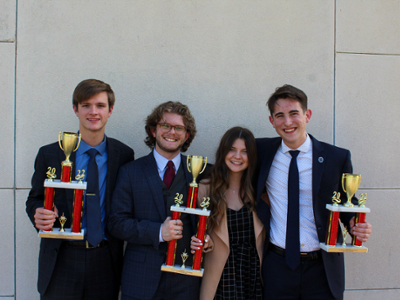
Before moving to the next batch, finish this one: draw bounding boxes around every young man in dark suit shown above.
[26,79,134,300]
[108,101,202,300]
[256,84,372,300]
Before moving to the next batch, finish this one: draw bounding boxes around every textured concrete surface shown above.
[0,43,15,188]
[337,0,400,54]
[2,1,400,299]
[0,190,15,296]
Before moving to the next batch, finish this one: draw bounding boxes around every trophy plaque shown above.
[39,132,86,240]
[320,173,370,253]
[161,155,210,277]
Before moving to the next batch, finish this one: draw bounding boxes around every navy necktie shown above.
[163,161,175,189]
[86,148,103,247]
[286,150,300,270]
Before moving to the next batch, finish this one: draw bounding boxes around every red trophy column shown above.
[165,194,184,266]
[72,189,84,233]
[325,211,340,246]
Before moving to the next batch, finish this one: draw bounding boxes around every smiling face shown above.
[225,138,249,175]
[151,112,190,159]
[73,91,113,137]
[269,98,312,149]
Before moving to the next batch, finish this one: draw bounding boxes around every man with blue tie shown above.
[256,84,372,299]
[108,101,201,300]
[26,79,134,299]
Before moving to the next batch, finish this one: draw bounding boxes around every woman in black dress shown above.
[191,127,265,300]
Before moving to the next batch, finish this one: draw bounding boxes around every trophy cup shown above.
[39,132,86,240]
[186,155,207,208]
[320,173,370,253]
[161,155,210,277]
[58,132,81,182]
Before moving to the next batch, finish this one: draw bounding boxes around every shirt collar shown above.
[76,135,107,156]
[281,134,311,154]
[153,148,181,173]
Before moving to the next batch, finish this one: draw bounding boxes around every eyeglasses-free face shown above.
[157,123,187,135]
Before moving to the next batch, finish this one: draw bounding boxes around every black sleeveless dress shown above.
[214,205,262,300]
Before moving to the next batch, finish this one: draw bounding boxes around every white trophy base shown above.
[39,228,84,240]
[44,179,87,190]
[319,242,368,253]
[325,204,370,213]
[170,206,210,217]
[161,264,204,277]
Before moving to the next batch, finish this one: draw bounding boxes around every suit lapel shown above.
[143,153,167,220]
[105,138,119,219]
[256,138,281,200]
[310,135,325,212]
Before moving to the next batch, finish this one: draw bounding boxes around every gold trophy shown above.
[342,173,361,207]
[39,132,86,240]
[186,155,207,208]
[320,173,370,253]
[58,132,81,182]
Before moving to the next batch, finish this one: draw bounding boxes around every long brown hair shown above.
[206,127,257,232]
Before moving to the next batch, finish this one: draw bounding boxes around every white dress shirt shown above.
[153,149,181,242]
[266,134,320,252]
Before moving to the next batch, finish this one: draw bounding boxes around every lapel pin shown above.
[318,157,324,163]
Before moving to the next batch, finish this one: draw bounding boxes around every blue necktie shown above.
[286,150,300,270]
[86,148,103,247]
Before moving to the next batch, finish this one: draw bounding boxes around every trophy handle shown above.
[187,155,191,173]
[199,157,207,175]
[73,133,82,152]
[341,174,347,193]
[58,132,64,151]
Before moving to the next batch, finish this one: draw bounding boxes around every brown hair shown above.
[144,101,196,152]
[72,79,115,110]
[267,84,307,116]
[206,127,257,232]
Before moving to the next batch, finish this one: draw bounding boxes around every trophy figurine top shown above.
[200,197,210,211]
[75,170,86,183]
[187,155,207,187]
[358,193,367,208]
[174,193,184,207]
[58,132,81,167]
[181,249,189,269]
[339,220,348,247]
[59,213,67,233]
[342,173,361,208]
[331,191,341,207]
[46,167,57,182]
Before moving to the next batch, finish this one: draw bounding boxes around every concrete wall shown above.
[1,0,398,299]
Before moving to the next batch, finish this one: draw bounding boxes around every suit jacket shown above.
[26,137,134,295]
[198,182,265,300]
[255,135,354,299]
[108,152,201,300]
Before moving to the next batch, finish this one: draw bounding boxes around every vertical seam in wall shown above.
[14,0,18,298]
[333,0,337,145]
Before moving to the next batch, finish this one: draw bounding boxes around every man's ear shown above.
[73,105,78,115]
[269,115,275,128]
[108,106,114,117]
